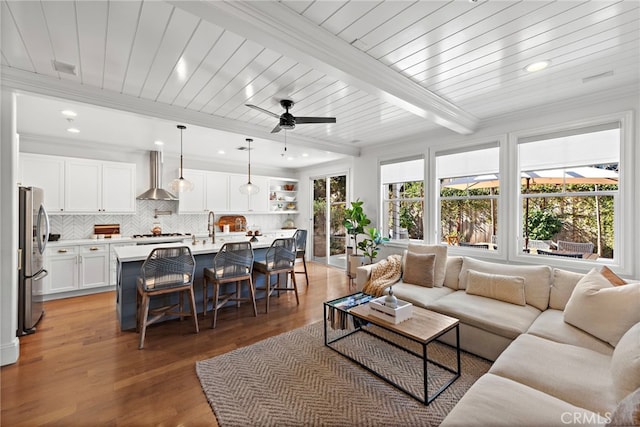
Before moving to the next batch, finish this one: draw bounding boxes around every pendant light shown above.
[239,138,260,195]
[170,124,193,193]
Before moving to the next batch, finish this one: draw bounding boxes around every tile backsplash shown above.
[49,200,299,239]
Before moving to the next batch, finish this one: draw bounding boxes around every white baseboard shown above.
[1,336,20,366]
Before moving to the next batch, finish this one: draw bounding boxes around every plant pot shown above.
[348,254,366,278]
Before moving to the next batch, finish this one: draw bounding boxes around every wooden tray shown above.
[218,215,246,232]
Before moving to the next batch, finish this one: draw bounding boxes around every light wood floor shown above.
[1,262,352,426]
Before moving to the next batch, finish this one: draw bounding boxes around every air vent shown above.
[236,146,253,151]
[582,71,614,83]
[51,60,77,75]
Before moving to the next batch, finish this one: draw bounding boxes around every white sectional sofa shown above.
[356,244,640,426]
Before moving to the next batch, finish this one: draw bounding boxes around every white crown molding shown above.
[169,1,479,135]
[0,66,360,157]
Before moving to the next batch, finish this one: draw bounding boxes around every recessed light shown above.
[218,150,225,155]
[154,140,164,146]
[61,110,77,117]
[301,153,309,157]
[287,156,293,161]
[524,60,550,73]
[67,128,80,134]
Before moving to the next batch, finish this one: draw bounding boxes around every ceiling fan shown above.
[245,99,336,133]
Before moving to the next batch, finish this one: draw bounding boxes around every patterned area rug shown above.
[196,321,491,426]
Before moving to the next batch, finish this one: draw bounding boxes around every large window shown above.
[437,144,500,251]
[381,158,424,241]
[518,123,619,261]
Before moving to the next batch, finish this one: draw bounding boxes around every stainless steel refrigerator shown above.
[18,186,49,335]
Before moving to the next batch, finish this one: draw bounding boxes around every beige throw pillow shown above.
[610,322,640,403]
[403,252,435,287]
[407,243,448,287]
[465,269,527,306]
[564,268,640,346]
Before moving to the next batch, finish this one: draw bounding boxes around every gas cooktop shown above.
[132,233,191,238]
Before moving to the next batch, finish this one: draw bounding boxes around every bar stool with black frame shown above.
[253,237,298,313]
[293,229,309,286]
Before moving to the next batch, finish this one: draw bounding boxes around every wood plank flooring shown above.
[1,262,352,426]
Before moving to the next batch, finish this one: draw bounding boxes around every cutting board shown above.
[218,215,246,232]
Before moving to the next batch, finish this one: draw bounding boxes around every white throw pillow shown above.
[465,269,526,306]
[406,243,448,287]
[564,268,640,346]
[610,322,640,402]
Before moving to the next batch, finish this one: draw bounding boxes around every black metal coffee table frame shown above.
[324,292,460,405]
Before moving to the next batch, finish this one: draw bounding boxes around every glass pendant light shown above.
[170,124,193,193]
[239,138,260,195]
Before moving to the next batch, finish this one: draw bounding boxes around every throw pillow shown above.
[465,269,526,306]
[550,268,585,310]
[407,243,448,287]
[610,322,640,403]
[607,387,640,426]
[564,268,640,346]
[402,252,436,287]
[601,266,627,286]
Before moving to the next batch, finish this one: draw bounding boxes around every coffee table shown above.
[324,292,460,405]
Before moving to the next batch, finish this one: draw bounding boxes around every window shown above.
[437,144,500,250]
[518,123,620,261]
[380,158,424,241]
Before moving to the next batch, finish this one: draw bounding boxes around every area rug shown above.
[196,322,491,426]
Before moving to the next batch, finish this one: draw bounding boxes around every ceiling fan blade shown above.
[245,104,280,118]
[271,123,282,133]
[295,117,336,124]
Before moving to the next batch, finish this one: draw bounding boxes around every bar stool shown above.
[253,238,298,313]
[203,242,257,328]
[293,229,309,286]
[136,246,198,349]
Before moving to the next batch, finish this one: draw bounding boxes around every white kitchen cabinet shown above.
[44,243,111,296]
[178,169,230,213]
[19,153,65,212]
[65,159,136,213]
[229,174,269,212]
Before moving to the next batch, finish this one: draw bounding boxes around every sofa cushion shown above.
[550,268,585,310]
[458,257,552,311]
[443,256,463,290]
[601,265,627,286]
[390,281,454,309]
[607,387,640,427]
[489,334,617,414]
[564,268,640,346]
[465,270,526,306]
[406,243,448,287]
[611,322,640,402]
[402,252,435,287]
[527,309,614,355]
[428,291,540,339]
[441,373,606,427]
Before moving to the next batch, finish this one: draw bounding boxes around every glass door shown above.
[312,174,347,268]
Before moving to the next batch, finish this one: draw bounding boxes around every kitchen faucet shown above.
[207,211,215,244]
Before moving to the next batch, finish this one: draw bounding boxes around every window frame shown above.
[509,111,633,274]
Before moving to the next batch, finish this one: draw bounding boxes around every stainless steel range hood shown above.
[137,151,178,201]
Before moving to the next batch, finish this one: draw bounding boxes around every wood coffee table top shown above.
[349,303,459,344]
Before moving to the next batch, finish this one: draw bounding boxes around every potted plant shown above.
[343,199,371,276]
[358,227,389,264]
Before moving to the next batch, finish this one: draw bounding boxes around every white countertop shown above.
[114,237,278,262]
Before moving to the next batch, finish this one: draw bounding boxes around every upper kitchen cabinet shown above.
[19,153,65,212]
[228,174,269,212]
[178,169,229,213]
[65,159,136,213]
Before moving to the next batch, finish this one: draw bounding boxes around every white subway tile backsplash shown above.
[48,200,297,239]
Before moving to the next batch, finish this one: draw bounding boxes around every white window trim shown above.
[508,111,633,276]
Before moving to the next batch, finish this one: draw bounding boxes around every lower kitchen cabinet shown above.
[44,243,111,297]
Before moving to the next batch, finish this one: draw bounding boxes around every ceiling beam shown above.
[1,66,360,157]
[170,0,479,135]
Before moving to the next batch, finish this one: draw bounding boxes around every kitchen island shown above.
[114,237,281,331]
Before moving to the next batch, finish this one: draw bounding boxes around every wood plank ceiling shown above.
[1,0,638,165]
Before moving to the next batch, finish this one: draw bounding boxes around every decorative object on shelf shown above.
[170,125,193,193]
[283,184,295,191]
[239,138,260,195]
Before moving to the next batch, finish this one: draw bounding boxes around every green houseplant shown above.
[343,199,371,276]
[358,227,389,264]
